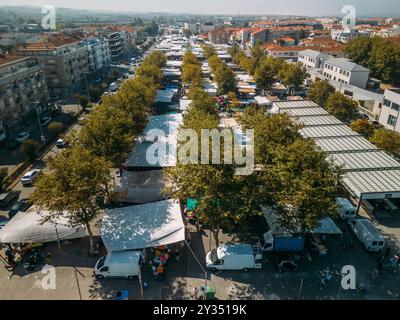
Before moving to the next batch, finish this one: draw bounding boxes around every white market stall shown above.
[101,199,185,252]
[0,211,86,244]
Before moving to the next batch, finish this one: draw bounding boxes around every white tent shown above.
[114,170,167,204]
[0,211,86,244]
[101,199,185,252]
[254,96,272,106]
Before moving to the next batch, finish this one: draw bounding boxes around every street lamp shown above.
[33,101,46,144]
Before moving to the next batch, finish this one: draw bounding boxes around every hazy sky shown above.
[2,0,400,16]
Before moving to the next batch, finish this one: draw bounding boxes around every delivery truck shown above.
[206,243,262,272]
[260,230,305,252]
[336,198,357,220]
[94,250,143,279]
[348,218,385,252]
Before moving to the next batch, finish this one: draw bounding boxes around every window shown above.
[391,103,399,111]
[388,115,397,126]
[384,99,392,107]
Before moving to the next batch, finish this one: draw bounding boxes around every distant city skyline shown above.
[1,0,400,17]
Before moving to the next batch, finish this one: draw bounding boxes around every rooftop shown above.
[325,58,369,72]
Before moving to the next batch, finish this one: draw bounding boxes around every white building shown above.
[200,23,216,33]
[298,49,330,69]
[379,88,400,133]
[322,58,370,89]
[85,37,111,75]
[184,22,198,34]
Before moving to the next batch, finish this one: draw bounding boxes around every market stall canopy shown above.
[254,96,272,106]
[263,206,342,235]
[101,199,185,252]
[0,211,86,244]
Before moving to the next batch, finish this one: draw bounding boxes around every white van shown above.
[348,219,385,252]
[336,198,357,220]
[206,244,262,272]
[94,251,143,279]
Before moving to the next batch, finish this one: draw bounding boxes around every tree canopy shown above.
[325,92,358,123]
[32,146,111,254]
[308,80,335,108]
[345,37,400,84]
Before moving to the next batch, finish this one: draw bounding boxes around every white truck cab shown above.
[336,198,357,220]
[94,250,143,279]
[206,243,262,272]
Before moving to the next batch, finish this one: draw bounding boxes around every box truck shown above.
[206,244,262,272]
[261,230,305,252]
[348,219,385,252]
[336,198,357,220]
[94,250,143,279]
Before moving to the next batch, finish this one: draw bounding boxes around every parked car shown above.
[21,169,41,186]
[8,199,31,219]
[16,132,30,143]
[0,191,19,207]
[0,216,9,230]
[56,138,68,148]
[40,116,52,126]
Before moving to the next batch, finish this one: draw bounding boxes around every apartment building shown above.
[298,49,330,69]
[0,54,48,139]
[16,34,89,98]
[103,26,136,61]
[265,45,314,60]
[379,89,400,132]
[322,58,370,89]
[208,29,232,44]
[184,22,198,34]
[249,29,268,46]
[84,37,111,76]
[199,23,216,33]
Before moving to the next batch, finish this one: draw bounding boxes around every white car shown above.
[16,132,30,143]
[21,169,41,185]
[56,138,68,148]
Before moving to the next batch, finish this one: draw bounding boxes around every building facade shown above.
[322,58,370,88]
[379,89,400,133]
[298,49,330,69]
[0,55,49,139]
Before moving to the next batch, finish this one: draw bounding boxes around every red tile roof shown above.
[0,54,26,66]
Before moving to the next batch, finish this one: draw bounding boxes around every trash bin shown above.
[199,286,216,300]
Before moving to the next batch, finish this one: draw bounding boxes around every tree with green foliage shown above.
[202,45,217,59]
[345,37,400,84]
[79,102,135,170]
[350,118,375,138]
[279,63,308,92]
[48,122,64,138]
[268,139,340,232]
[308,80,335,108]
[32,146,111,254]
[214,64,236,95]
[254,57,276,93]
[326,92,358,123]
[370,128,400,155]
[21,139,39,161]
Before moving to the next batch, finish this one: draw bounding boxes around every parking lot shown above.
[1,217,400,300]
